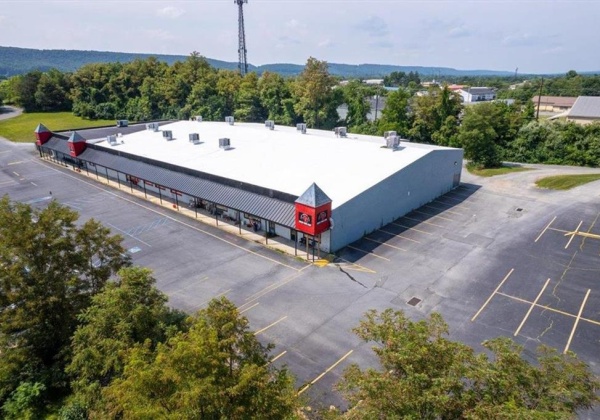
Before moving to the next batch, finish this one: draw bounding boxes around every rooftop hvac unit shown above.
[386,135,401,149]
[107,135,117,145]
[189,133,200,142]
[195,115,202,122]
[265,120,275,130]
[334,127,347,137]
[146,122,159,132]
[219,138,231,149]
[296,123,307,134]
[162,130,173,140]
[225,116,234,125]
[116,119,128,128]
[384,130,397,139]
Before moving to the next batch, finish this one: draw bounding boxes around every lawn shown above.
[0,112,114,143]
[467,164,533,177]
[535,173,600,190]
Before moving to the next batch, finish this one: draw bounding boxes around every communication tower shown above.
[235,0,249,76]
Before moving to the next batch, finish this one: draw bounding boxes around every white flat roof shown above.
[93,121,455,208]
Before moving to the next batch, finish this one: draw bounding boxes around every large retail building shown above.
[35,120,463,253]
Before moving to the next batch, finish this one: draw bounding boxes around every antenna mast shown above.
[235,0,249,76]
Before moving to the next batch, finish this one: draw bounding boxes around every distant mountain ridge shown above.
[0,45,523,78]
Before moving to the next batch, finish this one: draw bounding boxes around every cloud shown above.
[355,16,389,38]
[156,6,184,19]
[502,33,540,47]
[286,19,303,29]
[277,35,301,45]
[370,40,394,49]
[448,25,471,38]
[317,38,332,48]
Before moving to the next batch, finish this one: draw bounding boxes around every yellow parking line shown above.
[240,302,259,314]
[471,268,514,322]
[347,245,391,261]
[564,221,583,249]
[244,269,307,302]
[270,350,287,364]
[414,209,454,221]
[402,216,443,228]
[535,216,557,242]
[364,237,407,251]
[496,292,600,327]
[334,257,377,274]
[377,229,420,243]
[424,203,462,215]
[564,289,591,354]
[390,222,433,235]
[514,278,550,336]
[298,350,354,395]
[254,316,287,336]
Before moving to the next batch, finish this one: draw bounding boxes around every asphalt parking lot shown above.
[2,140,599,411]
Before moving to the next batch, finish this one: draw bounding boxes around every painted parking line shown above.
[434,196,471,209]
[333,258,377,274]
[496,291,600,327]
[424,203,463,216]
[514,278,550,337]
[564,289,591,354]
[297,350,354,395]
[194,289,232,311]
[402,216,444,228]
[106,222,152,247]
[564,221,583,249]
[244,267,309,303]
[270,350,287,364]
[390,222,433,235]
[0,180,17,186]
[364,237,407,251]
[239,302,259,314]
[254,316,287,336]
[471,268,515,322]
[377,228,421,243]
[535,216,557,243]
[413,209,455,221]
[346,245,391,261]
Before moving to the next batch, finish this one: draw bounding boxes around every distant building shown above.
[458,87,496,103]
[363,79,384,85]
[532,96,577,113]
[447,84,465,92]
[566,96,600,125]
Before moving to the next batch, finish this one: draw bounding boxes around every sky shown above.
[0,0,599,74]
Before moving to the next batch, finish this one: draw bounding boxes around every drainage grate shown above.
[407,297,421,306]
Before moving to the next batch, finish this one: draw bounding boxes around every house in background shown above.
[458,87,496,103]
[566,96,600,125]
[532,96,577,113]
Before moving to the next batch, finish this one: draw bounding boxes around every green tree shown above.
[13,71,42,111]
[293,57,341,129]
[341,80,371,129]
[336,309,599,419]
[409,85,462,144]
[0,197,130,406]
[34,69,72,112]
[458,105,501,168]
[235,72,266,122]
[378,88,411,137]
[258,72,294,124]
[102,297,299,419]
[67,267,185,406]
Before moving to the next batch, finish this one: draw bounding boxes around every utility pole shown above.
[536,77,544,121]
[235,0,249,76]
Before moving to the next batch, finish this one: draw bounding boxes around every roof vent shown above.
[219,137,231,150]
[384,130,397,139]
[107,135,118,145]
[116,120,128,127]
[265,120,275,130]
[189,133,201,144]
[162,130,173,140]
[386,135,400,149]
[334,127,347,137]
[146,122,159,132]
[225,116,234,125]
[296,123,307,134]
[195,115,203,122]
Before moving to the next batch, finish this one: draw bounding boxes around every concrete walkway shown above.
[58,160,329,263]
[0,106,23,121]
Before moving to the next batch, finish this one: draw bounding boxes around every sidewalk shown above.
[63,160,331,264]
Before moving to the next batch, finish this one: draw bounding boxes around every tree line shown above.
[1,54,599,168]
[0,196,598,418]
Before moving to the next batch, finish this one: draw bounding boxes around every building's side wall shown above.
[329,149,463,252]
[566,117,598,126]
